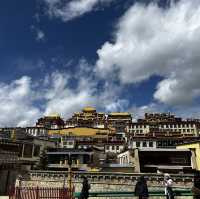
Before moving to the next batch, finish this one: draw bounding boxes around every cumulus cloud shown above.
[105,99,129,112]
[0,71,95,127]
[1,71,200,127]
[96,0,200,106]
[43,71,97,118]
[0,58,120,126]
[43,59,128,117]
[42,0,115,22]
[0,58,132,127]
[0,77,41,127]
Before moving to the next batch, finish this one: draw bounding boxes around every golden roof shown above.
[48,127,112,137]
[109,112,131,116]
[82,107,96,112]
[46,113,60,118]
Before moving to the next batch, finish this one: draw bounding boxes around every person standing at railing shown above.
[135,175,149,199]
[164,173,174,199]
[80,176,91,199]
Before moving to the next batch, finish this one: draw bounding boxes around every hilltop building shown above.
[128,137,199,149]
[36,114,65,129]
[65,107,132,137]
[107,112,132,134]
[127,112,200,138]
[65,107,106,128]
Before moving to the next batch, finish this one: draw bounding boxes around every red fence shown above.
[9,187,74,199]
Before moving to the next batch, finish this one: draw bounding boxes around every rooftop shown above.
[139,148,190,152]
[109,112,131,116]
[144,165,191,170]
[45,113,61,118]
[82,107,96,112]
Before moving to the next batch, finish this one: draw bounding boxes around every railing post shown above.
[36,186,39,199]
[68,156,73,199]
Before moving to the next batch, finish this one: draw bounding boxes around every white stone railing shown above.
[19,170,194,188]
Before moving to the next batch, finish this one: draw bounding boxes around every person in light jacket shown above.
[164,174,174,199]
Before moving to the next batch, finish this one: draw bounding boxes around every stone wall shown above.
[16,180,193,199]
[16,170,194,199]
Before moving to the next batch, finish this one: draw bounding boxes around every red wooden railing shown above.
[9,187,75,199]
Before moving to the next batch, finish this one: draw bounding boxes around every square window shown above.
[149,142,153,147]
[68,141,73,145]
[136,142,140,147]
[143,142,147,147]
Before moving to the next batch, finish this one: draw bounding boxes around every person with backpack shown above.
[135,175,149,199]
[80,176,90,199]
[164,173,174,199]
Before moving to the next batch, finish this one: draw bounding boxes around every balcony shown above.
[47,163,89,170]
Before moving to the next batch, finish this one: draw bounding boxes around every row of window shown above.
[136,141,154,148]
[130,128,195,134]
[62,141,74,146]
[131,123,196,129]
[26,128,47,133]
[106,145,120,150]
[134,140,178,148]
[135,140,178,148]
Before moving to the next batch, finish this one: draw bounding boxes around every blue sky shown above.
[1,0,200,126]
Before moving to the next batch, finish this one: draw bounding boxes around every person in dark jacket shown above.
[135,176,149,199]
[80,176,90,199]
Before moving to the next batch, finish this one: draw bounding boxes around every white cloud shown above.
[31,25,45,42]
[0,77,41,127]
[96,0,200,106]
[36,29,45,41]
[42,59,126,117]
[0,71,96,127]
[42,0,115,22]
[0,55,132,127]
[1,71,200,127]
[105,99,129,112]
[43,71,97,118]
